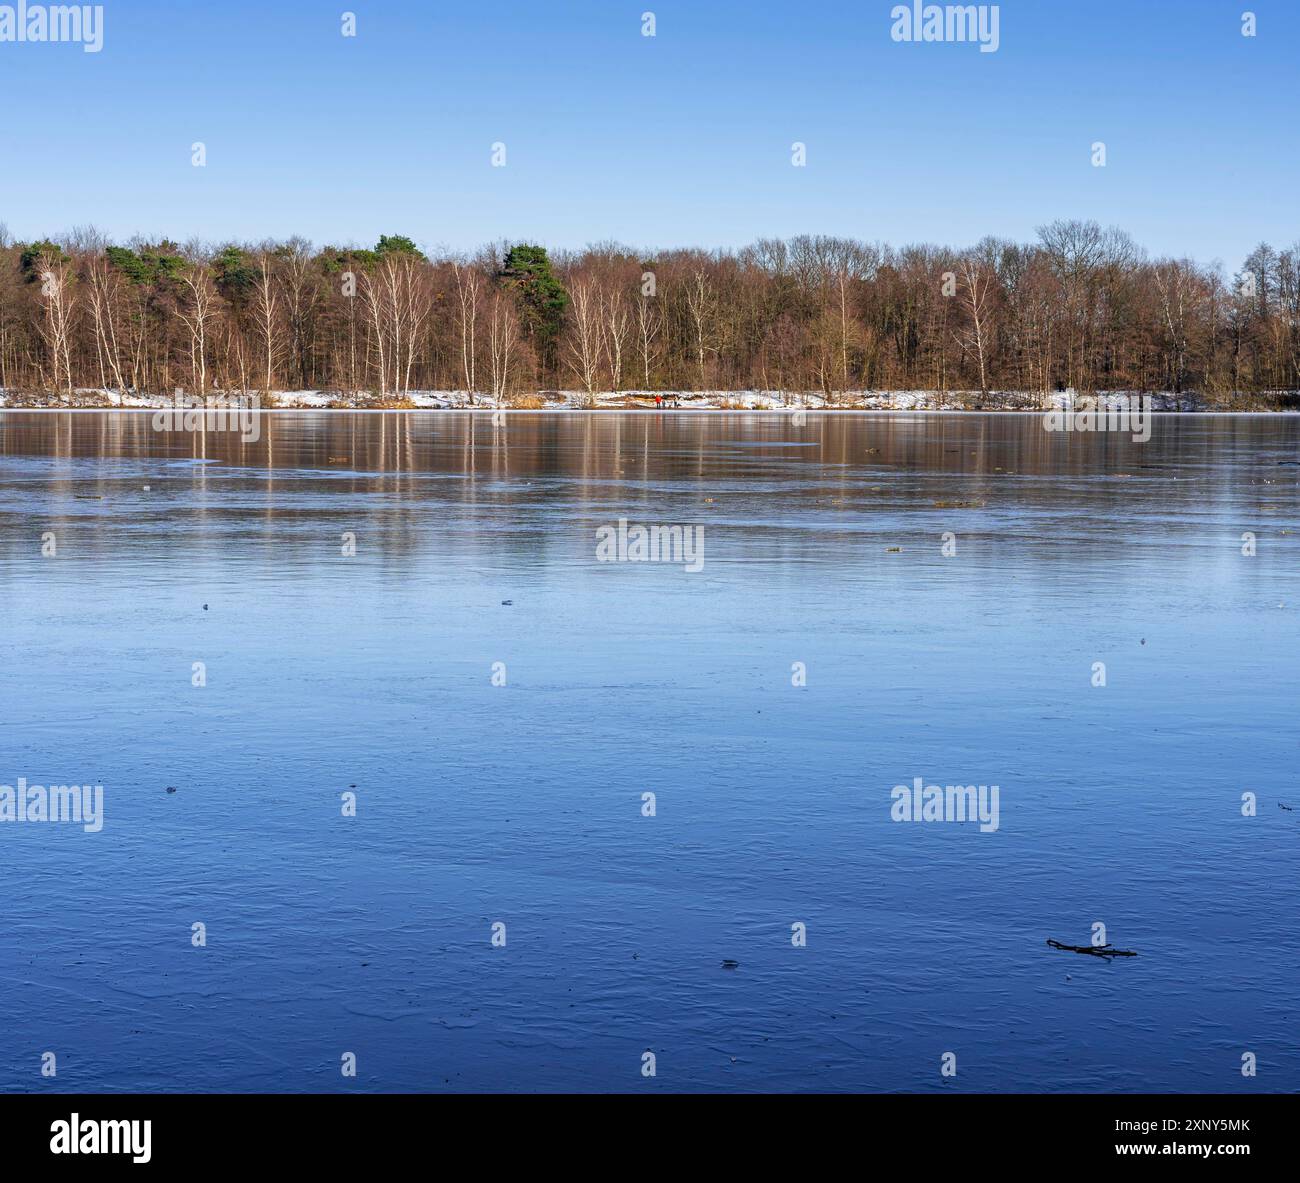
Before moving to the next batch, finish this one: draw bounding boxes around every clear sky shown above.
[0,0,1294,270]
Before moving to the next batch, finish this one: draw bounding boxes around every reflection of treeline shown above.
[0,221,1296,401]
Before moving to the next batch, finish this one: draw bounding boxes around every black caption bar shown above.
[0,1092,1286,1170]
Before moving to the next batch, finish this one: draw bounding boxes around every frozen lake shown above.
[0,410,1297,1092]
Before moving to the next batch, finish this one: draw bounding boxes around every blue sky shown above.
[0,0,1295,270]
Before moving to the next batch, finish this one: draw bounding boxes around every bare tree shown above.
[601,289,631,392]
[1152,259,1200,393]
[85,253,128,393]
[252,253,282,393]
[453,261,482,394]
[486,290,517,401]
[684,269,714,389]
[635,293,662,389]
[360,254,428,396]
[36,252,76,394]
[177,264,217,394]
[280,237,319,388]
[566,278,602,402]
[956,254,995,393]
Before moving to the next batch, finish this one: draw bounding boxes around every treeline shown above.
[0,221,1297,401]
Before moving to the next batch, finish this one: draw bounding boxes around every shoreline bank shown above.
[2,389,1297,413]
[3,407,1299,417]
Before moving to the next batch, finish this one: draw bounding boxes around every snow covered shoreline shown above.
[0,388,1296,413]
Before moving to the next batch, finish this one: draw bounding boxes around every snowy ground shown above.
[0,387,1292,411]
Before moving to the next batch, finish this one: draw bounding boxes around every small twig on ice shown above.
[1047,939,1137,960]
